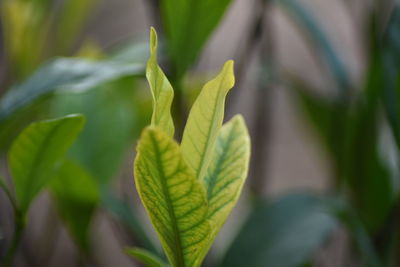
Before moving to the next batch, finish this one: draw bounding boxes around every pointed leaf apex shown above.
[149,27,158,56]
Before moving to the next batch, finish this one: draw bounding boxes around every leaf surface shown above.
[161,0,233,77]
[134,127,210,267]
[221,193,337,267]
[50,159,99,253]
[8,114,85,212]
[181,61,235,181]
[126,247,168,267]
[146,28,175,137]
[201,115,250,253]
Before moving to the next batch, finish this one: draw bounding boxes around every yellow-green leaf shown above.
[126,247,168,267]
[201,115,250,256]
[146,27,175,137]
[181,60,235,181]
[134,127,210,267]
[9,114,85,213]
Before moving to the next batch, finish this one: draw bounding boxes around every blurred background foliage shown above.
[1,0,400,266]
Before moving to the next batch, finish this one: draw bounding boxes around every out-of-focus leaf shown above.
[146,27,175,137]
[161,0,233,77]
[0,57,144,123]
[200,115,250,258]
[327,196,382,267]
[220,193,337,267]
[101,188,159,254]
[181,60,235,181]
[278,0,351,95]
[8,114,85,213]
[51,78,139,183]
[126,247,168,267]
[54,0,96,54]
[50,159,99,253]
[295,85,394,231]
[134,127,210,267]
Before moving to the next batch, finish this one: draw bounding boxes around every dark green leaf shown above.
[0,57,144,123]
[51,79,139,183]
[50,159,99,253]
[161,0,233,77]
[220,193,337,267]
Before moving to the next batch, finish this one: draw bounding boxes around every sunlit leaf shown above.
[161,0,233,77]
[8,114,85,212]
[134,127,210,267]
[146,27,175,137]
[200,115,250,257]
[221,193,337,267]
[181,60,235,181]
[50,159,99,253]
[126,247,168,267]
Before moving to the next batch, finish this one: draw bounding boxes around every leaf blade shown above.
[50,159,99,253]
[134,127,210,267]
[161,0,233,77]
[9,114,85,212]
[181,60,235,181]
[204,115,250,244]
[126,247,168,267]
[146,28,175,137]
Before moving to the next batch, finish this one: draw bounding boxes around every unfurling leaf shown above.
[134,127,210,267]
[181,60,235,181]
[146,27,175,137]
[133,28,250,267]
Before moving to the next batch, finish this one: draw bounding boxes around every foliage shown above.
[131,29,250,267]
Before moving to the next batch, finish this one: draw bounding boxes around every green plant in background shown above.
[129,28,250,267]
[0,114,86,266]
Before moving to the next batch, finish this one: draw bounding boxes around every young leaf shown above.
[50,159,99,253]
[126,247,168,267]
[161,0,233,77]
[146,27,175,137]
[201,115,250,254]
[8,114,85,213]
[134,127,210,267]
[181,60,235,181]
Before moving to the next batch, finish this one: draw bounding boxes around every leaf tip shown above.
[149,27,158,56]
[222,60,235,88]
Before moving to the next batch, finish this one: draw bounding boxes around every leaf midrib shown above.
[149,132,186,267]
[206,122,236,200]
[195,81,227,181]
[19,120,65,210]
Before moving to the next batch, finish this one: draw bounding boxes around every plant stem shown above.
[249,0,276,198]
[1,212,25,267]
[0,178,17,213]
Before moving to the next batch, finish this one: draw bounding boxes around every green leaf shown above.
[161,0,233,77]
[8,114,85,213]
[51,79,139,183]
[0,57,144,123]
[221,193,337,267]
[50,159,99,253]
[181,60,235,181]
[134,127,210,267]
[201,115,250,255]
[146,28,175,137]
[126,247,168,267]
